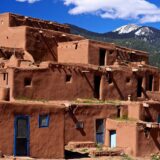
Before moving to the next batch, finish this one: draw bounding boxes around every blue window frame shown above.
[38,115,49,128]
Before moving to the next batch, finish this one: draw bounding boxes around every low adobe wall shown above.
[106,119,137,156]
[0,101,65,159]
[106,119,160,157]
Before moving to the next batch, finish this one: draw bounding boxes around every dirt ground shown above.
[0,157,151,160]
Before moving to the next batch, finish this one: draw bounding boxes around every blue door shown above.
[14,116,30,156]
[110,130,116,148]
[96,119,104,144]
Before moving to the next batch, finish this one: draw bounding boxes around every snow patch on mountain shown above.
[113,24,140,34]
[135,27,153,36]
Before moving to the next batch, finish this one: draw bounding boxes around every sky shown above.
[0,0,160,33]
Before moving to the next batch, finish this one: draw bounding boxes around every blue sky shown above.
[1,0,160,33]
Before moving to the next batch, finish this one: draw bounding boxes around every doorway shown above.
[14,116,30,156]
[137,77,143,97]
[148,75,153,91]
[99,48,106,66]
[110,130,116,148]
[96,119,104,144]
[94,75,101,99]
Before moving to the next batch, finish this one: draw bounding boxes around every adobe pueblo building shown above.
[0,12,159,159]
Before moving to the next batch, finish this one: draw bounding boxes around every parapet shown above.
[0,12,70,33]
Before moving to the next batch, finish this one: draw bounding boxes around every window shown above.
[39,115,49,128]
[3,73,6,81]
[126,77,130,83]
[109,50,114,55]
[76,121,84,129]
[137,77,143,97]
[148,75,153,91]
[65,74,72,83]
[117,107,121,118]
[99,48,106,66]
[24,78,32,87]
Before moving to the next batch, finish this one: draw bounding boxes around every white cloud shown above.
[63,0,160,23]
[16,0,39,3]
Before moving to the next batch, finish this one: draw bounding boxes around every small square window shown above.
[39,115,49,128]
[76,121,84,129]
[24,78,32,87]
[66,74,72,83]
[126,77,130,83]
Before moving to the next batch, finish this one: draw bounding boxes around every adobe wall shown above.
[105,119,137,156]
[102,69,137,100]
[0,13,10,30]
[58,40,89,64]
[58,40,116,66]
[88,40,116,65]
[11,67,94,101]
[65,104,121,144]
[128,103,141,120]
[0,101,65,159]
[25,27,58,62]
[0,27,26,49]
[135,68,160,100]
[140,103,160,122]
[136,125,160,157]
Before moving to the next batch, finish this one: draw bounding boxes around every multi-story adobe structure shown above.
[0,12,159,159]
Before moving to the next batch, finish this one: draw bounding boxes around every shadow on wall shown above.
[69,108,86,136]
[141,87,149,99]
[112,77,124,100]
[150,129,160,150]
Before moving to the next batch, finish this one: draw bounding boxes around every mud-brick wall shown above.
[12,67,94,101]
[25,27,58,62]
[136,126,160,157]
[106,119,137,156]
[58,40,89,64]
[65,105,119,144]
[140,103,160,122]
[0,13,10,30]
[102,69,137,100]
[0,102,65,159]
[89,41,116,65]
[136,69,160,100]
[0,26,26,49]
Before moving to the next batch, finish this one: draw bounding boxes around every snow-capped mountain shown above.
[135,27,153,36]
[113,24,140,34]
[106,24,160,43]
[69,23,160,44]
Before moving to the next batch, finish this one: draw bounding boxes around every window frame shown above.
[38,114,50,128]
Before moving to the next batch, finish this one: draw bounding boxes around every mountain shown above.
[69,24,160,68]
[113,24,140,34]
